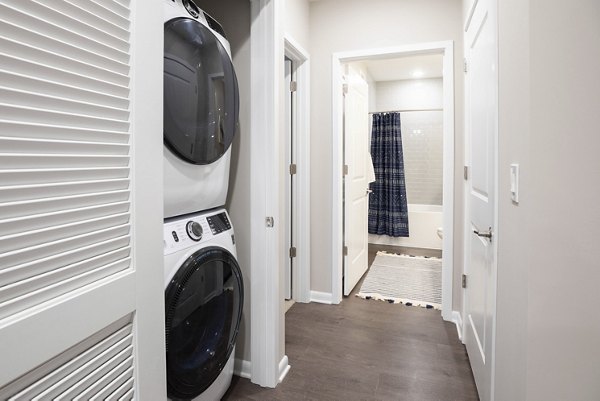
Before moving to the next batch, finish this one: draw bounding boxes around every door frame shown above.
[331,41,455,321]
[249,0,283,387]
[248,0,311,387]
[284,36,311,304]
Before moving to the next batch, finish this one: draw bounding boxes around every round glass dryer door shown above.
[165,247,243,399]
[164,18,240,165]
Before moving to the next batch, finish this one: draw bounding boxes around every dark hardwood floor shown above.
[222,245,478,401]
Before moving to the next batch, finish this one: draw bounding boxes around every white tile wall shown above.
[400,111,444,205]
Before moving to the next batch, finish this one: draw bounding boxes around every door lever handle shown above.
[473,227,493,242]
[366,189,373,196]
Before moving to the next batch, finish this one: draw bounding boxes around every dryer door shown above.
[165,247,243,399]
[164,18,240,165]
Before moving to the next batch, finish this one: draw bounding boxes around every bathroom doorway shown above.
[331,42,456,322]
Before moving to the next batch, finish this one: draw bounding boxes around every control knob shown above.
[186,221,203,241]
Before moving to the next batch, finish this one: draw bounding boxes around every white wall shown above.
[284,0,310,46]
[526,0,600,399]
[494,0,529,398]
[309,0,464,309]
[375,78,443,111]
[494,0,600,399]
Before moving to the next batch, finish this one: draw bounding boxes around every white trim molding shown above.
[452,311,464,343]
[310,291,334,305]
[249,0,284,388]
[278,355,291,383]
[234,359,252,380]
[330,41,456,322]
[284,36,311,304]
[440,42,455,322]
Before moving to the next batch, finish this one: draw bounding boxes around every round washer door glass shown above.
[165,247,243,399]
[164,18,240,165]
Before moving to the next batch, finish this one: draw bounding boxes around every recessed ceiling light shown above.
[412,70,424,78]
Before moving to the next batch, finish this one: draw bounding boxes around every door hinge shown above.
[289,246,297,258]
[343,164,349,175]
[342,83,349,95]
[462,274,467,289]
[343,246,348,256]
[464,166,469,180]
[289,163,297,175]
[290,81,298,92]
[464,58,468,73]
[266,216,275,228]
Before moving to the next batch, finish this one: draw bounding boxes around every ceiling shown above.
[361,54,444,82]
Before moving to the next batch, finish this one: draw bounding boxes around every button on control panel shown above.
[171,231,179,242]
[206,212,231,235]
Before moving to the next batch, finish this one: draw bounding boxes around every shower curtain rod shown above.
[369,108,443,114]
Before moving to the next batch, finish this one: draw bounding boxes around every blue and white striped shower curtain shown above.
[368,112,409,237]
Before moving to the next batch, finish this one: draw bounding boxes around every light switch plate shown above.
[510,164,519,203]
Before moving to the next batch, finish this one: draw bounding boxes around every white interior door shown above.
[0,1,165,398]
[463,0,498,400]
[343,67,370,296]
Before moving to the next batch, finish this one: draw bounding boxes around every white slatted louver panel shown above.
[0,315,135,400]
[0,0,132,320]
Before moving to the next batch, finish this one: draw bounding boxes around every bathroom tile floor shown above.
[222,245,478,401]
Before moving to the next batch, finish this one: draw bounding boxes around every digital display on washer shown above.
[206,212,231,235]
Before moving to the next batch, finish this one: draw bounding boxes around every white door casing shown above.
[284,37,311,305]
[249,0,312,387]
[284,57,293,300]
[343,67,370,296]
[463,0,498,399]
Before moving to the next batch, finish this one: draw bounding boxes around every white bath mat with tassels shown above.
[357,251,442,309]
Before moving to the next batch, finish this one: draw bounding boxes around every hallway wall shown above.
[495,0,600,399]
[495,0,529,398]
[284,0,310,46]
[308,0,465,309]
[526,1,600,399]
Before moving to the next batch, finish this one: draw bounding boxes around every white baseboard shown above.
[310,291,333,304]
[278,355,291,383]
[234,358,252,379]
[452,310,464,343]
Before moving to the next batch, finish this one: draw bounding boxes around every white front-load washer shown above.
[164,208,243,400]
[164,0,239,219]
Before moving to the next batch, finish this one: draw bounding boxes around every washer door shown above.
[164,18,239,165]
[165,247,243,399]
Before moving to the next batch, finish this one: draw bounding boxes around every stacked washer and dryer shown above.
[163,1,243,400]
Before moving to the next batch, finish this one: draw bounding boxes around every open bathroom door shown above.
[343,67,370,296]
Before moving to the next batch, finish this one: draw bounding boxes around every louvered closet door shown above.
[0,0,165,399]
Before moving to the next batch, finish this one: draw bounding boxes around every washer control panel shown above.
[206,212,231,235]
[164,210,232,255]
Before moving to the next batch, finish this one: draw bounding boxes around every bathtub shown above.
[368,204,443,250]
